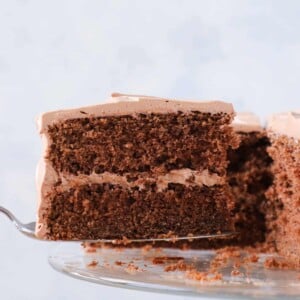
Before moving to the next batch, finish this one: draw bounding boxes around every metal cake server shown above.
[0,206,36,239]
[0,205,236,242]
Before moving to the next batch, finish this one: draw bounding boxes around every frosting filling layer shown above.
[57,169,225,193]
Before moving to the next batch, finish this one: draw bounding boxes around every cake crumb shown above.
[141,245,153,254]
[85,247,97,253]
[115,260,126,266]
[233,261,241,268]
[125,263,141,274]
[247,254,259,263]
[231,269,241,276]
[264,257,297,269]
[186,270,223,282]
[164,260,194,272]
[87,260,98,268]
[216,247,241,258]
[181,243,191,251]
[152,256,184,265]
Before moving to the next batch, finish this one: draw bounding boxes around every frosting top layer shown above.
[267,111,300,140]
[37,93,234,133]
[232,112,262,133]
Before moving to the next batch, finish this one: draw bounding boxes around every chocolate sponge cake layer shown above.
[36,94,238,240]
[47,112,235,176]
[265,112,300,266]
[46,183,234,240]
[266,134,300,265]
[228,131,273,246]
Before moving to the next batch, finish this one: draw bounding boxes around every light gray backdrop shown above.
[0,0,299,299]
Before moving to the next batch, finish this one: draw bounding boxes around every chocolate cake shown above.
[184,113,273,249]
[265,112,300,266]
[35,93,239,240]
[227,113,273,246]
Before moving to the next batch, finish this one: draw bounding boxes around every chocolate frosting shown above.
[37,93,234,133]
[267,111,300,140]
[232,112,262,133]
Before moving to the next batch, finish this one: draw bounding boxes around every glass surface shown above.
[49,243,300,299]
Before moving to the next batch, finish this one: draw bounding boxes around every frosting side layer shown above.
[267,111,300,140]
[232,112,262,133]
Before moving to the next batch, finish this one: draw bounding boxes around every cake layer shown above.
[228,131,272,246]
[266,125,300,265]
[46,111,236,176]
[44,183,234,240]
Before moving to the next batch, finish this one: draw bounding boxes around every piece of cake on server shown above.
[36,93,238,241]
[35,93,300,267]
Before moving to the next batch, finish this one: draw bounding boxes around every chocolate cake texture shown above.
[265,112,300,266]
[228,113,273,246]
[36,94,239,240]
[35,93,300,268]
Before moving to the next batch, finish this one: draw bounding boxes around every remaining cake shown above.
[228,113,273,246]
[265,112,300,266]
[35,93,239,240]
[185,113,273,250]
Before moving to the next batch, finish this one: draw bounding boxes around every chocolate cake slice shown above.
[265,112,300,266]
[35,93,239,240]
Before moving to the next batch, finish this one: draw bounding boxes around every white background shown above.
[0,0,299,299]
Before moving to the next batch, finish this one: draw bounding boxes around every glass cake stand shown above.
[49,242,300,299]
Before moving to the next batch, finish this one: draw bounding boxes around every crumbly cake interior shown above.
[43,111,238,240]
[167,130,273,250]
[227,131,273,246]
[47,112,233,176]
[265,134,300,265]
[49,184,233,240]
